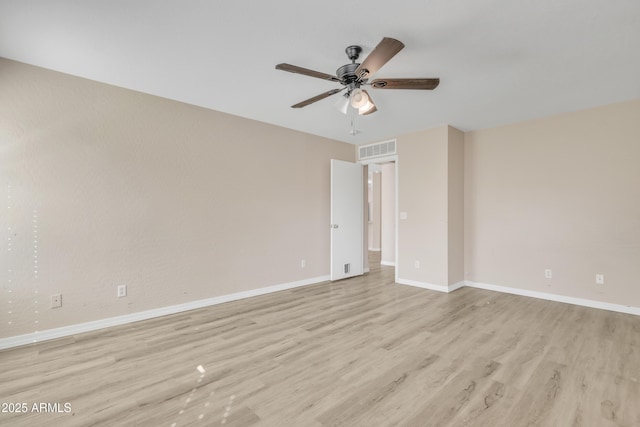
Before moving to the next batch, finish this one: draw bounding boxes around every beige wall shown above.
[363,165,369,272]
[465,99,640,307]
[447,127,465,285]
[397,126,450,286]
[0,58,354,338]
[370,172,382,250]
[397,125,465,288]
[381,163,396,265]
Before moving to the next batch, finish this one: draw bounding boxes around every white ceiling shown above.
[1,0,639,144]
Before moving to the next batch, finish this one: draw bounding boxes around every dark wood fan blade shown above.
[355,37,405,80]
[359,90,377,115]
[291,88,344,108]
[276,63,340,82]
[370,78,440,90]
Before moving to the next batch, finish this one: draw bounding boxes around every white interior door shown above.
[330,159,364,281]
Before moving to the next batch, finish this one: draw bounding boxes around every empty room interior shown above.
[1,1,640,426]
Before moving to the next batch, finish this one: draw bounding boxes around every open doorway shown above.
[366,161,396,274]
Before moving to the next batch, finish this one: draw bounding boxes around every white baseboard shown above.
[448,281,466,292]
[380,261,396,267]
[396,278,462,293]
[364,267,370,273]
[396,278,639,316]
[368,248,381,252]
[7,275,635,350]
[0,275,330,350]
[465,280,640,316]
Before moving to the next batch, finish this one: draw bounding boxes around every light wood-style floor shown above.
[1,253,639,426]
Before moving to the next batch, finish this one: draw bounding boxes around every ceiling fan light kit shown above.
[276,36,440,122]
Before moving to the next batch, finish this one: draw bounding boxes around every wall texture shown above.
[381,162,396,265]
[397,125,449,286]
[465,99,640,307]
[396,125,465,289]
[447,127,465,285]
[370,172,382,250]
[0,59,354,338]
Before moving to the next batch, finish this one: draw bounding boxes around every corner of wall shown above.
[447,127,465,285]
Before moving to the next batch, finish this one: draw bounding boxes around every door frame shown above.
[358,154,399,283]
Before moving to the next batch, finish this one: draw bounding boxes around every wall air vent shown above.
[358,139,397,161]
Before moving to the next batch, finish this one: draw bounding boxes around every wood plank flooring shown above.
[1,253,639,426]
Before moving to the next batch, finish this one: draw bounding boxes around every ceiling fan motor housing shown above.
[337,45,365,86]
[336,63,361,84]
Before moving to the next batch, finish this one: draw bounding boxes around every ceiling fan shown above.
[276,37,439,116]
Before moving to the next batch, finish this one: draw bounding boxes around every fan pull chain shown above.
[349,103,358,136]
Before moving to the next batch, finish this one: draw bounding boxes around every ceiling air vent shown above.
[358,140,396,160]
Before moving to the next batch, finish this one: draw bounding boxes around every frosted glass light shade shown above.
[350,89,369,108]
[334,95,350,115]
[359,100,375,115]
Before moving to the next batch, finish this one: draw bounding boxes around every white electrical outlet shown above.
[51,294,62,308]
[545,269,552,279]
[414,260,420,269]
[117,285,127,298]
[596,274,604,285]
[301,259,306,268]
